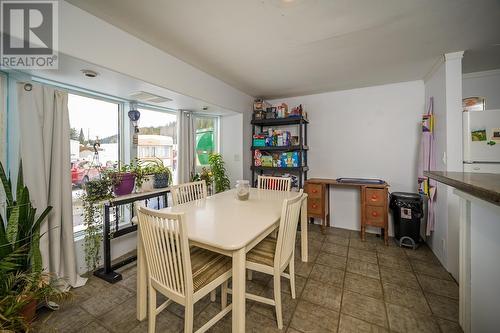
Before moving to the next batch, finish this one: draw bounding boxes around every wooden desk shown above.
[305,178,389,244]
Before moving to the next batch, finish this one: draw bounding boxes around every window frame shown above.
[193,114,220,172]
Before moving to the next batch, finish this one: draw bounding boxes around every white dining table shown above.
[136,188,309,332]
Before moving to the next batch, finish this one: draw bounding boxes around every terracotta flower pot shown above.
[20,298,37,323]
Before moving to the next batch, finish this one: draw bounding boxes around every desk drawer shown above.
[308,198,323,214]
[306,183,323,199]
[365,188,386,207]
[365,205,385,226]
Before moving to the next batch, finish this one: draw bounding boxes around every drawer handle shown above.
[371,211,378,217]
[371,194,378,200]
[312,189,318,193]
[312,204,318,209]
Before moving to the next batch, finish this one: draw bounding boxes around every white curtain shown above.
[177,110,195,183]
[18,82,86,289]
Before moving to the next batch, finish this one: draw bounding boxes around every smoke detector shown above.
[81,69,98,78]
[129,91,173,104]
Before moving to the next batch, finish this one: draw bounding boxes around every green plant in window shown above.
[208,153,230,193]
[80,177,112,272]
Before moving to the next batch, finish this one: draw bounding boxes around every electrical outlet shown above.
[441,238,446,252]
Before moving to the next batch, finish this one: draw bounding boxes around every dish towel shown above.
[417,97,436,235]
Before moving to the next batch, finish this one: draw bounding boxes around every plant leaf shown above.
[0,161,13,207]
[16,161,24,202]
[6,205,19,244]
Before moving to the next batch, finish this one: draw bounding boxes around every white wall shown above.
[220,113,244,187]
[424,52,463,279]
[270,80,425,235]
[463,69,500,110]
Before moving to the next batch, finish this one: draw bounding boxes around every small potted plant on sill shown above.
[105,164,136,196]
[150,158,172,189]
[131,159,154,193]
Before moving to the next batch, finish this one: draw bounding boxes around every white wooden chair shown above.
[136,206,232,333]
[171,180,208,206]
[244,190,304,329]
[257,175,292,192]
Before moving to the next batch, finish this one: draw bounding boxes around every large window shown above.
[194,116,218,169]
[68,93,120,233]
[137,108,178,184]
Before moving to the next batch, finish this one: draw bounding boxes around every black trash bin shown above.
[389,192,423,249]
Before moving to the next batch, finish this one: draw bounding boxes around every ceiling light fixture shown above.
[81,69,98,78]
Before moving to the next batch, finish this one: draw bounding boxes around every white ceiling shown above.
[20,54,236,115]
[67,0,500,99]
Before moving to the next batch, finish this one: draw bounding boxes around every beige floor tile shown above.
[386,303,440,333]
[36,305,94,333]
[382,282,431,314]
[436,317,463,333]
[321,242,348,257]
[290,300,340,333]
[80,286,133,317]
[349,238,377,251]
[294,256,315,278]
[411,259,452,280]
[265,274,307,297]
[97,297,141,333]
[286,328,304,333]
[338,314,388,333]
[405,247,439,263]
[301,278,342,311]
[316,252,347,270]
[375,245,406,257]
[425,293,459,322]
[348,247,378,264]
[380,267,420,290]
[193,303,231,333]
[76,321,111,333]
[309,263,345,287]
[346,258,380,279]
[378,254,412,271]
[328,227,352,238]
[130,314,183,333]
[326,234,350,246]
[344,272,383,299]
[341,290,388,328]
[417,274,459,300]
[251,288,298,326]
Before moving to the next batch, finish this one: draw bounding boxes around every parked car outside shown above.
[71,160,102,187]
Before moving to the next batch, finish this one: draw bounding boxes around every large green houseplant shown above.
[208,153,230,193]
[0,161,67,331]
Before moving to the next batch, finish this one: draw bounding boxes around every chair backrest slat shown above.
[257,175,291,192]
[275,191,304,269]
[172,180,208,206]
[137,206,193,297]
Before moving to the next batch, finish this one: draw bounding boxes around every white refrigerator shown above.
[463,109,500,173]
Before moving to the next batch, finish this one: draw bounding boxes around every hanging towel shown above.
[417,97,436,235]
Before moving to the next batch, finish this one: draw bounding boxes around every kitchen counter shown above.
[425,170,500,332]
[424,171,500,206]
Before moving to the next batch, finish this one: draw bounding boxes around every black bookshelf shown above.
[251,116,309,188]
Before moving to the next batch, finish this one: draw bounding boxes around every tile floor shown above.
[34,225,462,332]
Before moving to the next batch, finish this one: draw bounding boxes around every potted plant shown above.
[208,153,230,193]
[192,167,213,193]
[0,161,69,331]
[131,159,154,193]
[105,164,136,196]
[150,159,172,189]
[80,177,113,272]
